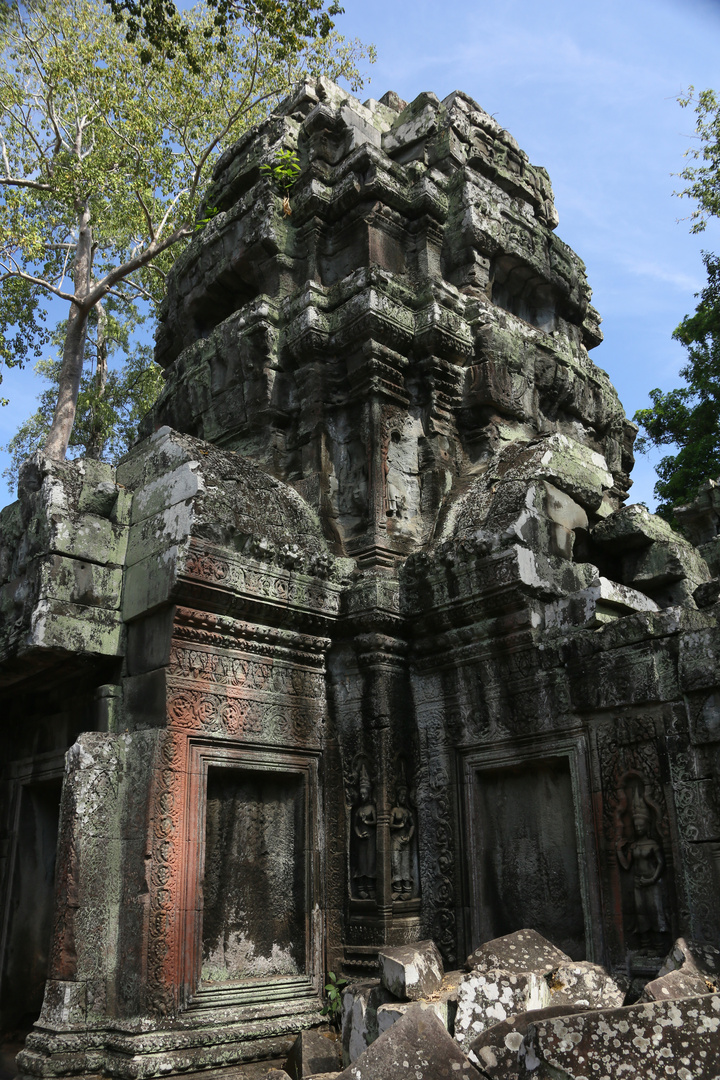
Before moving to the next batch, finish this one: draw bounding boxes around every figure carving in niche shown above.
[390,781,415,900]
[384,431,407,519]
[614,770,670,951]
[351,762,377,900]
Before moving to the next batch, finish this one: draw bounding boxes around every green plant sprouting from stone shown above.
[261,149,301,215]
[320,970,347,1027]
[195,205,220,231]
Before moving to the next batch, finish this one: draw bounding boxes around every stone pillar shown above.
[356,631,410,942]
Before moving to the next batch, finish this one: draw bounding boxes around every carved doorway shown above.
[181,742,322,1010]
[459,737,602,963]
[202,767,306,982]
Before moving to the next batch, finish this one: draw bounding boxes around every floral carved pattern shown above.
[182,541,343,616]
[146,730,185,1016]
[425,761,457,967]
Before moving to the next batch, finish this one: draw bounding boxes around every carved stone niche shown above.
[178,742,323,1009]
[613,769,673,960]
[345,754,378,904]
[458,735,602,964]
[389,757,420,905]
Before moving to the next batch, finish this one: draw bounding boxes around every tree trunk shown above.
[44,202,93,461]
[43,300,90,460]
[86,301,108,460]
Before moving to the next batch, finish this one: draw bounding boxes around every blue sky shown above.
[1,0,719,509]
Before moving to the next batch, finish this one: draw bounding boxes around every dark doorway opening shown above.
[469,757,586,960]
[1,776,63,1036]
[201,767,306,984]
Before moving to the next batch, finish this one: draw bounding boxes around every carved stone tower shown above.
[1,79,719,1078]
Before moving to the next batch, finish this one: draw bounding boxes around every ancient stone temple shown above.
[1,77,719,1076]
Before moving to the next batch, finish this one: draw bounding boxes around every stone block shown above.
[376,971,462,1036]
[122,549,181,621]
[27,598,124,658]
[699,535,720,577]
[378,939,444,1001]
[545,574,659,629]
[283,1029,341,1079]
[123,669,168,729]
[376,1000,413,1037]
[455,951,624,1054]
[640,966,717,1003]
[694,578,720,608]
[657,936,720,978]
[466,1004,596,1077]
[545,961,624,1009]
[592,502,679,551]
[340,980,394,1066]
[674,477,720,546]
[77,460,119,517]
[465,929,570,976]
[38,555,122,610]
[336,1004,481,1080]
[454,969,549,1052]
[526,434,613,512]
[524,995,720,1079]
[38,980,87,1026]
[129,460,204,527]
[51,513,128,567]
[541,481,588,532]
[628,539,710,591]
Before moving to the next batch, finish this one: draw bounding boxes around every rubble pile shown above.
[295,932,720,1079]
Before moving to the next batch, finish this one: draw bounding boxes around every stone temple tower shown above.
[1,79,719,1077]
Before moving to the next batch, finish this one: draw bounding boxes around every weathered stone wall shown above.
[0,78,719,1079]
[146,78,632,568]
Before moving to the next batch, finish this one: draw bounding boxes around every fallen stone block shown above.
[377,971,462,1036]
[336,1003,481,1080]
[455,955,625,1052]
[466,1004,594,1077]
[658,935,720,979]
[340,979,394,1066]
[640,965,717,1003]
[378,939,444,1001]
[524,994,720,1079]
[454,969,549,1051]
[465,929,570,976]
[283,1029,342,1079]
[546,960,625,1009]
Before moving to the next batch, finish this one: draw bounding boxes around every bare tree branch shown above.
[0,264,76,303]
[0,175,54,192]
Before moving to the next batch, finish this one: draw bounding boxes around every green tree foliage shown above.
[3,302,164,485]
[108,0,343,66]
[675,87,720,234]
[633,88,720,519]
[0,0,372,461]
[634,253,720,519]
